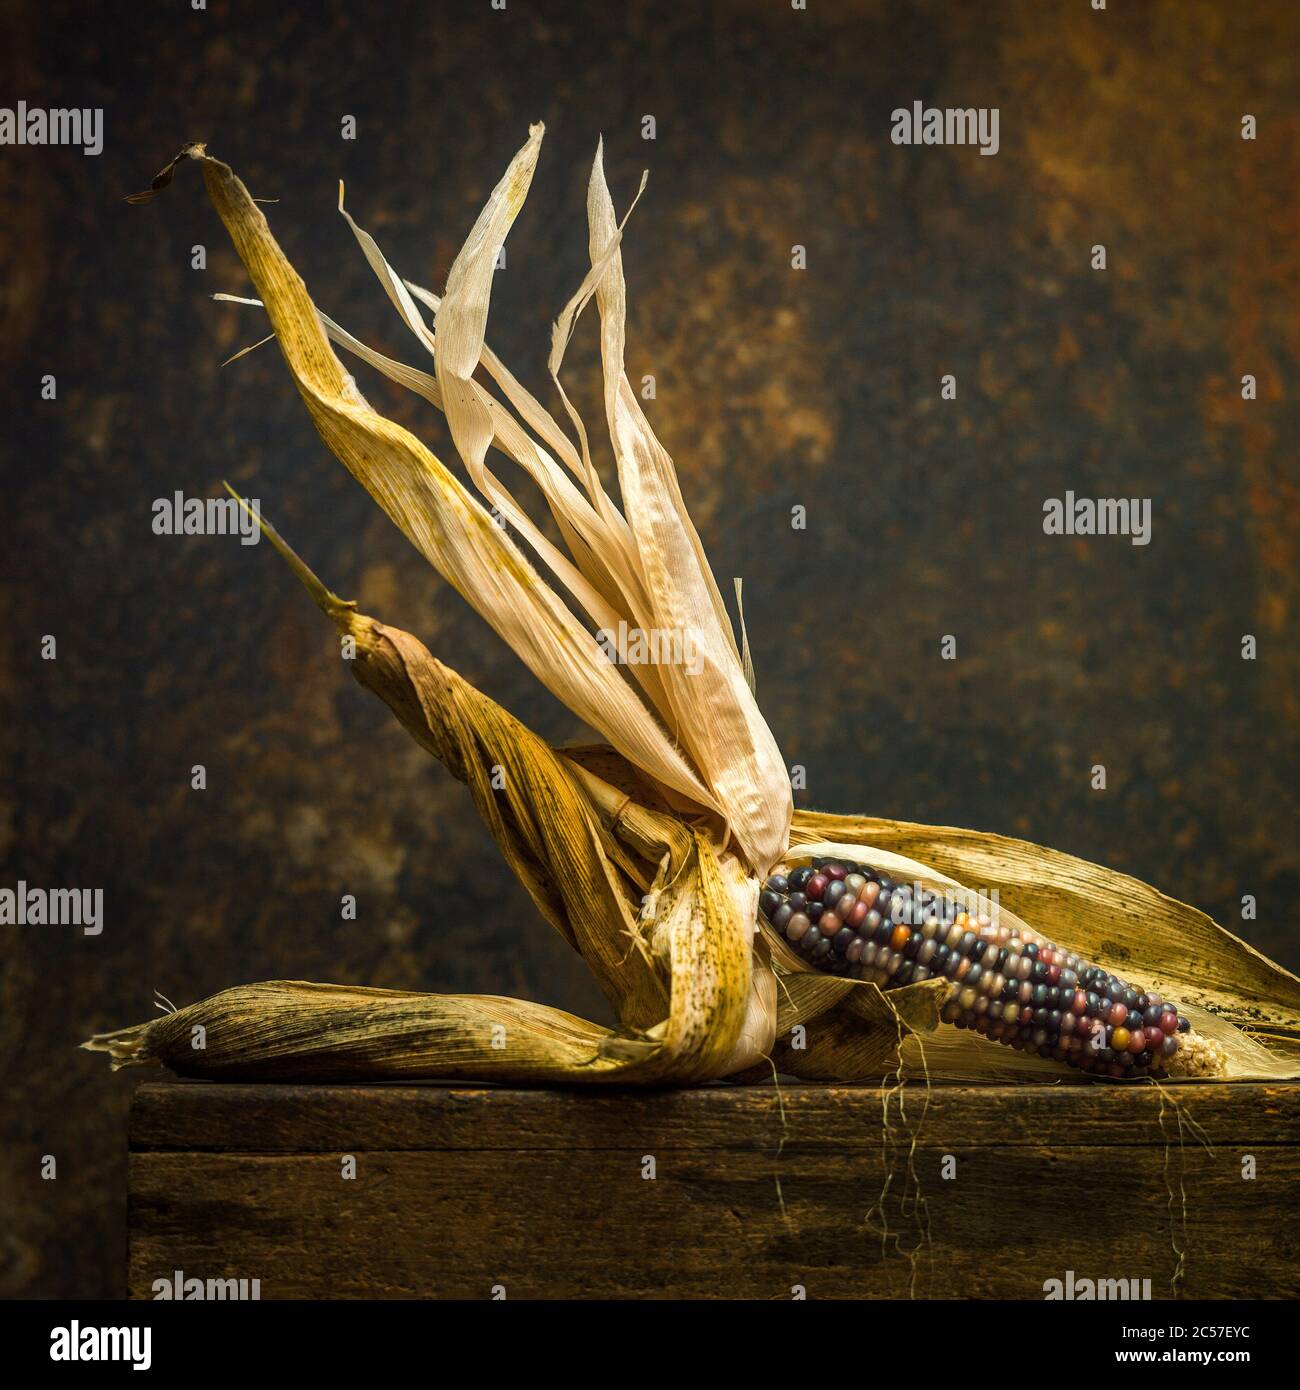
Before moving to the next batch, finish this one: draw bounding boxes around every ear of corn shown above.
[760,854,1201,1079]
[86,135,1300,1088]
[788,825,1300,1083]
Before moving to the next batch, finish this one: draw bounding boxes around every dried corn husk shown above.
[89,135,1300,1087]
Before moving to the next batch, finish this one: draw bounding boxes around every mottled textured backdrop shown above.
[1,0,1296,1298]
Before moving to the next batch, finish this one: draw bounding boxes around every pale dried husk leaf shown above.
[580,145,791,875]
[196,150,721,824]
[204,128,790,874]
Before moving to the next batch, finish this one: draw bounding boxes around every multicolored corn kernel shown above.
[759,857,1192,1079]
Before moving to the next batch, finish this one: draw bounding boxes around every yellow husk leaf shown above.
[87,516,766,1083]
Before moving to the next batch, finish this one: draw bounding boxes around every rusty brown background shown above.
[1,0,1296,1298]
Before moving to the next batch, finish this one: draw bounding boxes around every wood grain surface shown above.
[128,1082,1300,1300]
